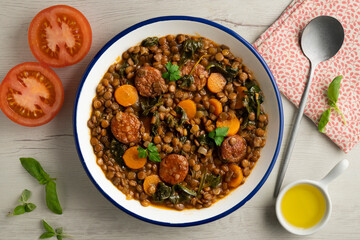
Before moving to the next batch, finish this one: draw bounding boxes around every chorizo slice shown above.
[159,154,189,185]
[111,111,140,144]
[134,66,166,97]
[180,61,208,91]
[221,135,247,163]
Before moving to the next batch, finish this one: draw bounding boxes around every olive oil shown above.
[281,184,326,229]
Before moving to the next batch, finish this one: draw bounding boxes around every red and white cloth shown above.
[253,0,360,153]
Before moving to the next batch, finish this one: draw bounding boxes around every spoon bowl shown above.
[301,16,344,64]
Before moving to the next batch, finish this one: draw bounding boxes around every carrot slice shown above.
[207,73,226,93]
[143,175,161,196]
[216,112,240,136]
[228,164,244,188]
[234,86,248,109]
[123,146,147,169]
[209,98,223,116]
[178,99,197,119]
[114,84,138,107]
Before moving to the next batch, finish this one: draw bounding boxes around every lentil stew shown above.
[88,34,268,210]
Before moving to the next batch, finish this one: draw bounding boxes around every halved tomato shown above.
[28,5,92,67]
[0,62,64,127]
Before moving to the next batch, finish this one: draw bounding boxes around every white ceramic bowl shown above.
[73,16,284,226]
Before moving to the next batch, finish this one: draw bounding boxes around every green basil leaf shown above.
[55,227,63,234]
[40,232,55,239]
[13,205,26,215]
[327,75,343,104]
[318,108,332,133]
[24,203,36,212]
[45,181,63,214]
[19,189,31,203]
[42,219,55,233]
[57,235,63,240]
[20,158,50,185]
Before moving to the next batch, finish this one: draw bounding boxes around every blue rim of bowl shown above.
[73,15,284,227]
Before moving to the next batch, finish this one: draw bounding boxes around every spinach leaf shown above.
[198,168,208,194]
[196,134,214,147]
[151,111,160,136]
[140,96,163,116]
[179,74,194,88]
[141,37,159,47]
[117,62,129,78]
[180,39,203,66]
[205,174,222,188]
[206,62,239,82]
[129,52,139,65]
[242,80,264,119]
[110,139,126,164]
[175,106,187,126]
[45,180,62,215]
[175,184,197,197]
[153,182,172,202]
[20,158,50,185]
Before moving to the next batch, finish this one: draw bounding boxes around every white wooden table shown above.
[1,1,359,239]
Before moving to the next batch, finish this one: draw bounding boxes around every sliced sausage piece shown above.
[221,135,247,163]
[180,61,208,91]
[134,66,166,97]
[111,111,140,144]
[159,154,189,185]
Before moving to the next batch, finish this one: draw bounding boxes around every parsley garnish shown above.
[137,143,161,162]
[162,62,181,81]
[208,127,229,146]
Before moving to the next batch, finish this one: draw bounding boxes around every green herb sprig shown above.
[208,127,229,146]
[20,158,62,214]
[318,75,346,133]
[138,143,161,162]
[40,219,71,239]
[162,62,181,81]
[8,189,36,216]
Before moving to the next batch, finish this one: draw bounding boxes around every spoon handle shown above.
[319,159,349,187]
[273,62,317,198]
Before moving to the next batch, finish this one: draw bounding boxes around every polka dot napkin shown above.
[253,0,360,153]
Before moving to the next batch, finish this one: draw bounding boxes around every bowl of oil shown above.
[275,159,349,235]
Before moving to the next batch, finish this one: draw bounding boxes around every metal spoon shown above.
[274,16,344,198]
